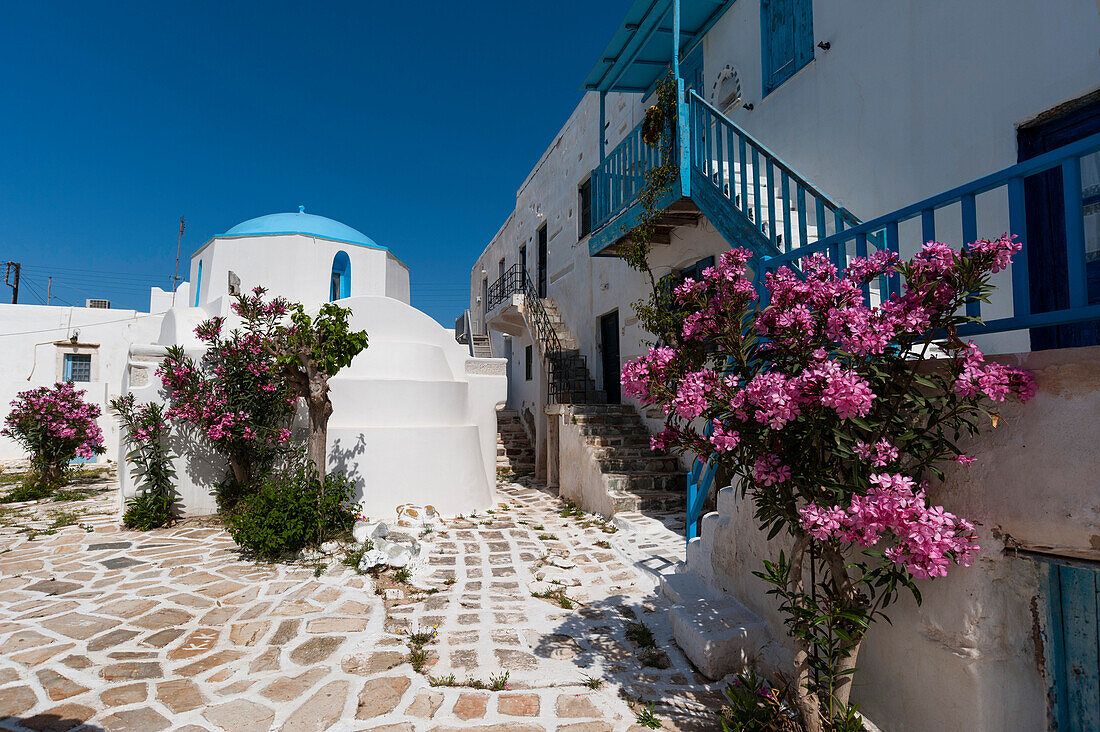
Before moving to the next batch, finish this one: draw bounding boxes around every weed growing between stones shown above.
[634,702,663,729]
[581,673,604,690]
[488,671,510,691]
[625,620,656,648]
[429,673,456,687]
[532,587,574,609]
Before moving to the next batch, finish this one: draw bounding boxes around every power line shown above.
[0,311,163,338]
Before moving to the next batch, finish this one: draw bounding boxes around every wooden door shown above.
[600,310,621,404]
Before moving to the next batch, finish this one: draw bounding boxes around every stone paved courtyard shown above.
[0,471,725,731]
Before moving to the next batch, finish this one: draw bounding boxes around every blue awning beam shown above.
[581,0,735,93]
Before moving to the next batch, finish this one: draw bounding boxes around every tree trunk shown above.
[229,456,248,487]
[43,462,64,488]
[788,535,825,732]
[305,368,333,480]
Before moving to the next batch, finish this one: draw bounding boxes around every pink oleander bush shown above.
[158,315,297,509]
[1,382,105,495]
[622,236,1033,731]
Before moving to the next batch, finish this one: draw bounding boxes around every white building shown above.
[0,208,505,522]
[0,285,188,463]
[124,209,505,519]
[467,1,1100,729]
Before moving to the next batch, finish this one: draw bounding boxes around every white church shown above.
[0,209,506,520]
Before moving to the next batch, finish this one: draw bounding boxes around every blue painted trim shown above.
[194,260,202,307]
[330,251,351,301]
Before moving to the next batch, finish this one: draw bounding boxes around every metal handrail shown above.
[454,309,472,345]
[484,263,598,404]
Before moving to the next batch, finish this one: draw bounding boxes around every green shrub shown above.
[227,460,355,561]
[111,395,177,530]
[1,475,56,503]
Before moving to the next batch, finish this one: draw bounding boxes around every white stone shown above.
[547,555,576,569]
[358,549,387,572]
[353,520,389,544]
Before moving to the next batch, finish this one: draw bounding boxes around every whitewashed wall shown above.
[0,304,165,462]
[471,0,1100,426]
[190,234,410,309]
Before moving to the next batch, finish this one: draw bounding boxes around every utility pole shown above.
[171,216,186,306]
[47,276,52,305]
[3,262,19,304]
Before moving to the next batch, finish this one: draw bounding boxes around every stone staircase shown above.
[496,409,535,477]
[470,333,493,358]
[562,403,683,514]
[522,298,605,405]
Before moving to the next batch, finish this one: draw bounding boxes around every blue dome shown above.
[223,208,385,250]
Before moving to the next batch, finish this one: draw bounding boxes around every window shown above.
[194,260,202,307]
[330,251,351,301]
[64,353,91,383]
[679,256,715,282]
[519,245,527,278]
[761,0,814,95]
[499,257,505,280]
[525,345,533,381]
[579,178,593,238]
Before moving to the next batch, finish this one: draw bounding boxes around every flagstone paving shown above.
[0,472,724,731]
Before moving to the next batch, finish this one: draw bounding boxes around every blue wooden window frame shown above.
[761,0,814,96]
[64,353,91,383]
[194,260,202,307]
[330,251,351,301]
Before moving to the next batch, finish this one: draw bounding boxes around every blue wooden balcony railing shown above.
[758,130,1100,337]
[591,115,677,233]
[688,90,865,256]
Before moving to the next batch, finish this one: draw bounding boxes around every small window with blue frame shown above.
[64,353,92,382]
[761,0,814,96]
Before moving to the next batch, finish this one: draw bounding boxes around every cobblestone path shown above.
[0,476,724,731]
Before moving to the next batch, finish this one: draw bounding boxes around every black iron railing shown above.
[484,264,599,404]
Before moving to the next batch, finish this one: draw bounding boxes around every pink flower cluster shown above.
[800,473,980,579]
[854,438,899,467]
[955,342,1036,403]
[621,347,676,407]
[2,382,105,463]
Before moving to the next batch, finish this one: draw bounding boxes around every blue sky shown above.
[0,1,628,322]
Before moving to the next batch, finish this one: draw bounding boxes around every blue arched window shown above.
[330,251,351,301]
[194,260,202,306]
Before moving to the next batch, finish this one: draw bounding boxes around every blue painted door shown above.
[1048,563,1100,730]
[681,44,704,98]
[1019,97,1100,349]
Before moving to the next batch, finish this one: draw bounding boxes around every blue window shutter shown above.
[762,0,814,94]
[64,354,73,382]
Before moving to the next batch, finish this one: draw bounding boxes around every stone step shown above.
[597,457,680,473]
[660,573,769,680]
[605,471,683,494]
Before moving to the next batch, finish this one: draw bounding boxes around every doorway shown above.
[537,225,548,298]
[600,310,621,404]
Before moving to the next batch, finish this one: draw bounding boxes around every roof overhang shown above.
[581,0,735,93]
